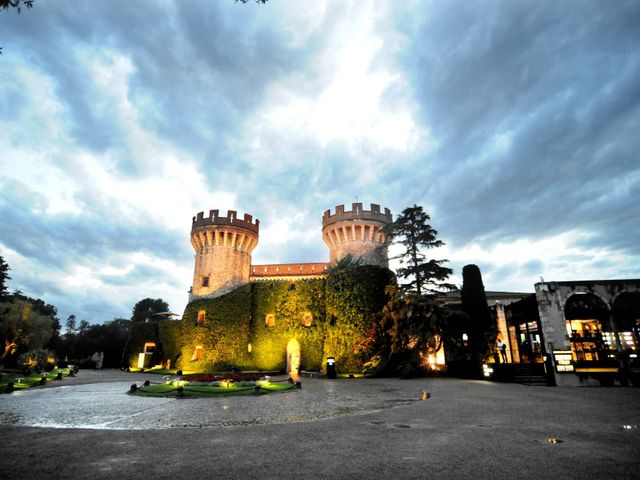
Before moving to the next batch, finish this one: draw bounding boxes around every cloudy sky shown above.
[1,0,638,324]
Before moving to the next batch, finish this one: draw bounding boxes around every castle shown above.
[127,203,396,374]
[189,203,392,298]
[126,202,640,384]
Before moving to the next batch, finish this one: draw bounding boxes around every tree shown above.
[0,299,54,363]
[0,0,33,13]
[363,285,444,377]
[57,318,131,368]
[0,256,10,298]
[328,254,362,272]
[131,298,169,323]
[65,315,77,333]
[1,0,34,55]
[461,264,497,361]
[384,205,454,295]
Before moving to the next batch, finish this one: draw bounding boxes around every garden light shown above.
[427,354,436,370]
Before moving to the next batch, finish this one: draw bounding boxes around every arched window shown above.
[302,312,313,327]
[197,310,206,325]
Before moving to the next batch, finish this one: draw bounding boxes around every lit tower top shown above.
[190,209,259,298]
[322,203,392,268]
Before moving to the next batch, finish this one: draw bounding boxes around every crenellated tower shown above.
[190,209,259,298]
[322,203,392,267]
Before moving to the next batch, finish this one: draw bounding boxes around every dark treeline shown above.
[1,254,169,371]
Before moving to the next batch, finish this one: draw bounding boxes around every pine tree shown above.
[131,298,170,323]
[0,256,11,298]
[384,205,454,295]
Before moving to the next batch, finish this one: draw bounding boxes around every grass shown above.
[0,367,73,393]
[130,379,298,398]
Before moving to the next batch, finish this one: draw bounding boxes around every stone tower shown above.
[190,209,259,298]
[322,203,392,267]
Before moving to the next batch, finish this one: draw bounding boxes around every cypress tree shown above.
[461,264,496,360]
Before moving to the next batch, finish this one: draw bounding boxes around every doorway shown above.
[286,338,300,375]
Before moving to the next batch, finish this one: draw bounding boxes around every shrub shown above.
[17,349,55,373]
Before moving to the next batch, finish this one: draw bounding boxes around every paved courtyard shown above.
[1,370,639,479]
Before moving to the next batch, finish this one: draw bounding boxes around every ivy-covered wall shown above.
[181,285,253,371]
[250,280,326,371]
[124,265,394,373]
[325,265,395,371]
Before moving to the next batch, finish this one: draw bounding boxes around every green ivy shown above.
[325,265,395,371]
[125,266,394,374]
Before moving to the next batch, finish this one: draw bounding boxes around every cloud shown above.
[0,0,638,323]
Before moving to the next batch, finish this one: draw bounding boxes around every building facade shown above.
[497,280,640,385]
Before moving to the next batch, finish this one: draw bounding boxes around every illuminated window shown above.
[192,346,203,361]
[302,312,313,327]
[265,314,276,328]
[202,276,209,287]
[197,310,206,325]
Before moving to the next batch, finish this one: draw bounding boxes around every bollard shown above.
[129,383,138,393]
[326,357,337,379]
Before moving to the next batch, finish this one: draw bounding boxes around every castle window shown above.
[302,312,313,327]
[265,314,276,328]
[192,346,204,361]
[143,342,156,354]
[202,276,209,287]
[288,283,296,291]
[197,310,206,325]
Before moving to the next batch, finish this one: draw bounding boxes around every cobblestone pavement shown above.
[1,370,639,479]
[0,370,429,429]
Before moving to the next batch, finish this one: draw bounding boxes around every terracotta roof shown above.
[251,262,330,277]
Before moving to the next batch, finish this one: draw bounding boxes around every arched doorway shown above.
[286,338,300,376]
[612,292,640,353]
[564,293,611,365]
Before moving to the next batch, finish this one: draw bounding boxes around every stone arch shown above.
[564,292,610,332]
[612,292,640,350]
[564,292,612,363]
[564,291,609,319]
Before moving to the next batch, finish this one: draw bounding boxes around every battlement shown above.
[191,209,260,235]
[322,203,392,228]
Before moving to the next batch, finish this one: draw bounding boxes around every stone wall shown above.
[322,203,392,267]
